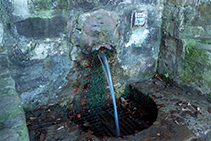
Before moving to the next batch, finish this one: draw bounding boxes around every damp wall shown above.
[158,0,211,95]
[0,0,163,110]
[3,0,211,111]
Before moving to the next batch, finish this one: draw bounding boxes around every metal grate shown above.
[71,100,154,137]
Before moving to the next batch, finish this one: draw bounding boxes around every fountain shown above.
[98,50,120,136]
[65,9,158,137]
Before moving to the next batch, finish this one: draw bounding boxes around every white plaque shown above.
[132,11,146,27]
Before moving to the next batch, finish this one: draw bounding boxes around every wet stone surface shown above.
[15,16,67,39]
[26,78,211,141]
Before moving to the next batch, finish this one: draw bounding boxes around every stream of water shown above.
[98,51,120,136]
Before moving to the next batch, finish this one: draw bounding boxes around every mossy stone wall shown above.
[158,0,211,94]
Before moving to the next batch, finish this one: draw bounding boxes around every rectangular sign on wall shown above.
[132,10,147,28]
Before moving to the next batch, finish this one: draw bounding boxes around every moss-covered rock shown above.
[0,67,29,140]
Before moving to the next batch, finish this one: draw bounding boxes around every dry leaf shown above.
[77,113,81,119]
[153,121,159,125]
[34,106,42,111]
[87,129,93,134]
[155,74,162,81]
[151,95,159,99]
[133,130,139,134]
[26,122,31,126]
[141,137,152,141]
[46,114,55,119]
[76,134,86,141]
[68,126,79,133]
[83,121,90,127]
[56,126,65,131]
[29,117,36,120]
[47,103,56,108]
[85,133,93,139]
[162,134,171,139]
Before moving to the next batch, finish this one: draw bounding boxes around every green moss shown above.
[179,39,209,83]
[18,124,29,141]
[31,0,52,11]
[59,0,70,9]
[0,105,23,124]
[142,72,154,78]
[120,85,131,98]
[85,64,106,109]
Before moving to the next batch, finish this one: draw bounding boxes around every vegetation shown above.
[179,39,210,83]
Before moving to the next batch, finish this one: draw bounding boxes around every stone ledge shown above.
[0,66,29,141]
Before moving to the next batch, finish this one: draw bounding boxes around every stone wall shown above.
[0,0,163,110]
[158,0,211,94]
[0,30,29,140]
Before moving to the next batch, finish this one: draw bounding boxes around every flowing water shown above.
[98,51,120,136]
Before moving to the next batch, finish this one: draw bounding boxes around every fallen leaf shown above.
[29,117,36,120]
[47,103,56,108]
[133,130,139,135]
[153,121,159,125]
[68,126,79,133]
[77,113,81,119]
[46,108,51,112]
[46,114,55,119]
[56,126,65,131]
[155,74,162,81]
[161,134,171,139]
[83,121,90,127]
[85,133,93,139]
[170,110,177,114]
[153,81,158,85]
[157,104,165,109]
[76,134,86,141]
[151,95,159,99]
[26,122,31,126]
[174,120,179,124]
[157,85,162,88]
[141,137,152,141]
[34,106,43,111]
[87,129,93,134]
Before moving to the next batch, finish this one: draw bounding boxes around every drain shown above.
[68,90,158,137]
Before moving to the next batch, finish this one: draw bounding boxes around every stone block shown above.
[15,16,67,39]
[8,0,30,18]
[185,0,200,6]
[179,26,205,39]
[0,77,16,91]
[166,0,186,6]
[166,22,175,37]
[164,38,177,54]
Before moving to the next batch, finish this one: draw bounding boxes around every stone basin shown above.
[26,78,211,141]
